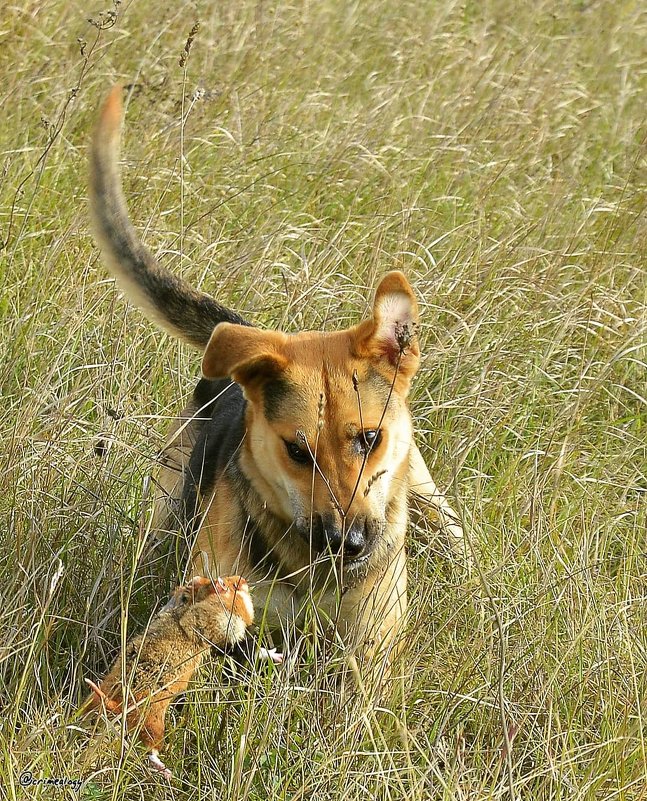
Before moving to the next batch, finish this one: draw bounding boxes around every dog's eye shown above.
[284,440,312,465]
[358,429,382,454]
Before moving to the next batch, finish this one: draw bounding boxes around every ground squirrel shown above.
[84,575,254,778]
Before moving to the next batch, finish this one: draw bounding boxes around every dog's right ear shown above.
[202,323,289,395]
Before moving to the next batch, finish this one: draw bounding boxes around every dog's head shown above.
[202,271,420,576]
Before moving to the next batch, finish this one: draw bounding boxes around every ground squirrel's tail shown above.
[88,85,248,349]
[84,678,122,714]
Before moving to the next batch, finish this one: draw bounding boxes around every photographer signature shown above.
[19,771,83,792]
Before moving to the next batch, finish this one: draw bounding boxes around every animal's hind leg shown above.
[137,704,168,753]
[137,704,173,780]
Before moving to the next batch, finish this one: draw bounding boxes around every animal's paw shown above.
[258,646,284,665]
[148,750,173,780]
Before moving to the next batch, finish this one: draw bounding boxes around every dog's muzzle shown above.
[295,512,382,563]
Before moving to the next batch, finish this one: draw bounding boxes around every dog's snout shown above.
[321,513,343,554]
[294,513,367,560]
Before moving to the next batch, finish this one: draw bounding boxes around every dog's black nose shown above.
[323,515,366,560]
[341,520,367,559]
[295,513,368,560]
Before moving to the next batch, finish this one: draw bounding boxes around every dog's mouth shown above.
[306,545,375,572]
[337,550,373,574]
[296,548,374,590]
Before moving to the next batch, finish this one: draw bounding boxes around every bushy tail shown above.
[88,85,248,349]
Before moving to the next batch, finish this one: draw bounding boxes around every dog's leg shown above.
[408,445,467,560]
[336,545,408,684]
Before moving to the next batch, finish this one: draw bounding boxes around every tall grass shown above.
[0,0,645,798]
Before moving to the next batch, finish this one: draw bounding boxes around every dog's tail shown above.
[88,85,248,349]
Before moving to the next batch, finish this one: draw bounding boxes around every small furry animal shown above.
[84,575,254,778]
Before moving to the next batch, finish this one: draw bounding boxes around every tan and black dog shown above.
[89,86,464,665]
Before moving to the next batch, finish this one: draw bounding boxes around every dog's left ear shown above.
[353,271,420,390]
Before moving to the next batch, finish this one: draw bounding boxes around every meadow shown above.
[0,0,645,798]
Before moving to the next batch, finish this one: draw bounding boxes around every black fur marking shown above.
[243,517,288,577]
[182,382,247,535]
[193,377,234,410]
[263,378,291,421]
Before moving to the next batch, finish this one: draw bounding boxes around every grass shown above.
[1,0,646,798]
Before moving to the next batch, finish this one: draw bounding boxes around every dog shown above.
[88,86,465,667]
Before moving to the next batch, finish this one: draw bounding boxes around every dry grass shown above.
[0,0,646,798]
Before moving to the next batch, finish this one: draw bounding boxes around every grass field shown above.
[1,0,646,798]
